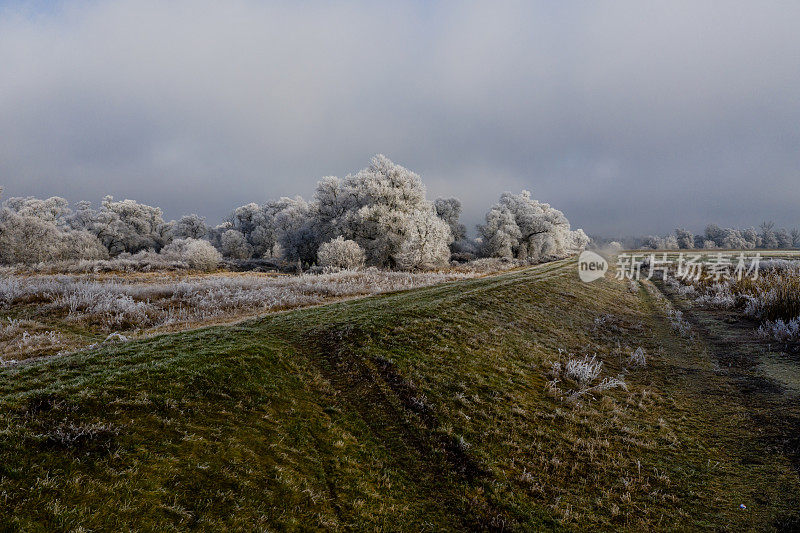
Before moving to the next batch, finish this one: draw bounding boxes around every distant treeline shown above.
[596,223,800,251]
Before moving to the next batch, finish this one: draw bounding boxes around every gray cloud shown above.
[1,0,798,236]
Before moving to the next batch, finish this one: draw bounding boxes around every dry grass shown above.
[0,263,518,360]
[660,258,800,342]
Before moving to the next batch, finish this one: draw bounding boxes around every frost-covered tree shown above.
[162,238,221,271]
[776,228,793,249]
[642,234,677,250]
[273,196,318,265]
[2,196,71,224]
[0,195,107,264]
[478,191,587,262]
[227,199,311,259]
[478,205,521,258]
[220,229,252,259]
[228,203,275,258]
[396,209,453,270]
[173,214,208,240]
[791,228,800,249]
[67,200,97,231]
[434,198,467,242]
[569,228,591,251]
[313,176,351,245]
[0,208,64,264]
[760,221,778,249]
[317,236,365,270]
[312,155,452,269]
[704,224,726,247]
[91,196,170,255]
[663,235,679,250]
[675,228,695,249]
[742,227,760,249]
[642,235,664,250]
[207,222,232,250]
[719,228,747,249]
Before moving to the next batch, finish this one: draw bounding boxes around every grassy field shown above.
[0,259,798,530]
[0,266,507,361]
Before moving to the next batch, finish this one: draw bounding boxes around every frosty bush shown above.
[667,309,692,338]
[758,318,800,342]
[317,237,365,270]
[547,352,627,403]
[564,355,603,385]
[628,347,647,367]
[694,283,735,309]
[162,238,221,271]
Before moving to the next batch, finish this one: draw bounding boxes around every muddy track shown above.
[649,279,800,476]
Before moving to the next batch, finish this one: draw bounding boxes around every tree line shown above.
[0,155,589,269]
[602,223,800,251]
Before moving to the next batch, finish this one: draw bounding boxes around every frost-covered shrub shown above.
[667,309,692,337]
[564,355,603,385]
[692,281,735,309]
[758,318,800,342]
[317,237,365,270]
[665,276,697,296]
[162,238,221,271]
[742,278,800,321]
[628,347,647,367]
[547,353,626,403]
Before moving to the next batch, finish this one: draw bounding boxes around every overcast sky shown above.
[1,1,798,236]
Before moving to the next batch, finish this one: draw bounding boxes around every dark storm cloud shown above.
[1,0,798,236]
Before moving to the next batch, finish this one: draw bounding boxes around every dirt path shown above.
[650,278,800,477]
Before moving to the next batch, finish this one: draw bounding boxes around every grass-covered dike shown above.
[0,259,798,531]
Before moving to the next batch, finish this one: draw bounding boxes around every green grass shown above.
[0,260,798,530]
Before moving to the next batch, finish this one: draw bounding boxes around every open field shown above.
[0,258,798,530]
[0,262,515,363]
